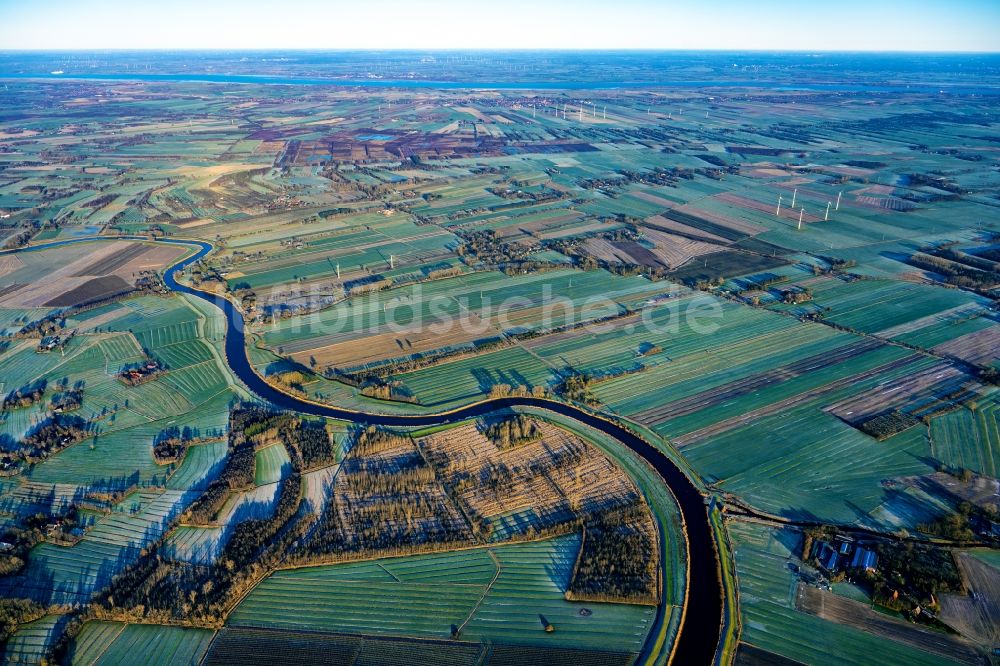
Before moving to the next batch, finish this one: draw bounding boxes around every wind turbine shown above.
[797,209,804,231]
[835,191,842,210]
[776,196,783,216]
[825,202,831,221]
[791,188,797,209]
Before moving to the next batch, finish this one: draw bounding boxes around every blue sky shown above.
[1,0,998,51]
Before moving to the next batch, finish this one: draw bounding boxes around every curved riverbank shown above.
[7,236,724,664]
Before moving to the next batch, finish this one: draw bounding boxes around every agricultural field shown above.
[3,489,192,603]
[929,396,1000,477]
[1,615,68,665]
[257,265,672,379]
[214,409,681,663]
[0,291,243,488]
[727,521,978,666]
[229,534,656,659]
[938,550,1000,649]
[764,275,990,335]
[1,50,1000,664]
[417,420,643,541]
[67,621,216,666]
[0,239,186,311]
[0,268,247,606]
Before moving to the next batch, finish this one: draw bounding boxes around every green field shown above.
[1,293,243,490]
[1,615,67,665]
[0,289,246,604]
[68,621,216,666]
[929,398,1000,477]
[768,278,988,334]
[396,345,556,407]
[229,534,655,655]
[4,490,190,603]
[730,521,949,666]
[254,443,292,486]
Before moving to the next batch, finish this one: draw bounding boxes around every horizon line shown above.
[2,47,999,55]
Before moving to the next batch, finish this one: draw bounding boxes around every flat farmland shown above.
[0,292,245,605]
[395,345,555,406]
[4,294,242,488]
[223,217,458,291]
[163,524,227,564]
[1,615,67,665]
[204,628,481,666]
[729,521,950,666]
[938,550,1000,649]
[684,401,938,527]
[287,322,494,374]
[166,440,229,491]
[229,534,655,655]
[795,580,982,663]
[261,267,673,359]
[931,323,1000,367]
[768,276,988,335]
[0,490,190,604]
[2,66,999,662]
[583,308,842,416]
[230,547,496,638]
[254,443,292,486]
[68,621,216,666]
[0,241,186,309]
[890,305,994,349]
[930,397,1000,477]
[261,270,502,350]
[461,537,657,651]
[599,331,874,434]
[27,393,232,487]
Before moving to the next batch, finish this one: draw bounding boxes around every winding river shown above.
[12,237,724,664]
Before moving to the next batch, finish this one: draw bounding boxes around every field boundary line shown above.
[270,530,574,572]
[455,548,502,638]
[84,620,128,666]
[375,562,401,582]
[411,430,486,547]
[196,627,221,666]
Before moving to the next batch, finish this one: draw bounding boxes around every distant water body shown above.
[2,71,999,94]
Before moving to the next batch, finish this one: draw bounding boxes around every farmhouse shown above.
[850,546,878,572]
[37,335,61,351]
[814,537,878,573]
[119,359,163,385]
